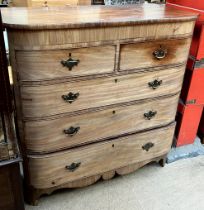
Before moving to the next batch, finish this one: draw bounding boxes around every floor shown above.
[26,155,204,210]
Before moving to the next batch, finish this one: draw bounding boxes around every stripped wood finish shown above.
[25,154,165,205]
[120,38,191,71]
[28,123,175,189]
[20,66,185,119]
[6,22,194,49]
[2,5,196,205]
[16,38,190,82]
[11,0,94,7]
[16,45,115,81]
[24,94,179,153]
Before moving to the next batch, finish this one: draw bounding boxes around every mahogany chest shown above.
[2,5,197,205]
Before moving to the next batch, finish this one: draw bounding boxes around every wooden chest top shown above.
[1,4,197,30]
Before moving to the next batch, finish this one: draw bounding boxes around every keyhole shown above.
[112,144,115,148]
[44,1,48,6]
[115,79,118,83]
[69,53,72,57]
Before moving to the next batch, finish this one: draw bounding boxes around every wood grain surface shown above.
[1,5,197,30]
[20,65,185,119]
[29,0,83,7]
[24,94,179,153]
[25,154,166,205]
[11,0,91,7]
[16,45,115,81]
[27,123,175,189]
[11,0,29,6]
[120,38,190,71]
[7,21,194,49]
[3,5,196,205]
[15,38,190,82]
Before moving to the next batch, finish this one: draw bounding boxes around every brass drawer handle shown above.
[64,126,80,136]
[142,142,154,152]
[148,79,162,89]
[153,46,167,60]
[65,162,81,172]
[144,110,157,120]
[61,53,80,71]
[62,92,79,103]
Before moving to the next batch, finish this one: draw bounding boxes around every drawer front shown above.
[120,38,191,71]
[21,66,185,119]
[30,0,79,7]
[25,94,179,153]
[28,123,175,189]
[16,46,115,81]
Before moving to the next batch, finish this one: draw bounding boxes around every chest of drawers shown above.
[2,5,197,205]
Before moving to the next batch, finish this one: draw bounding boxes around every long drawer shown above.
[120,38,191,71]
[16,45,115,82]
[20,65,185,119]
[24,94,179,153]
[28,123,175,189]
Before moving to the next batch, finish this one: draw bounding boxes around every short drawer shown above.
[16,45,115,81]
[30,0,79,7]
[28,123,175,189]
[21,65,185,119]
[120,38,191,71]
[24,94,179,153]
